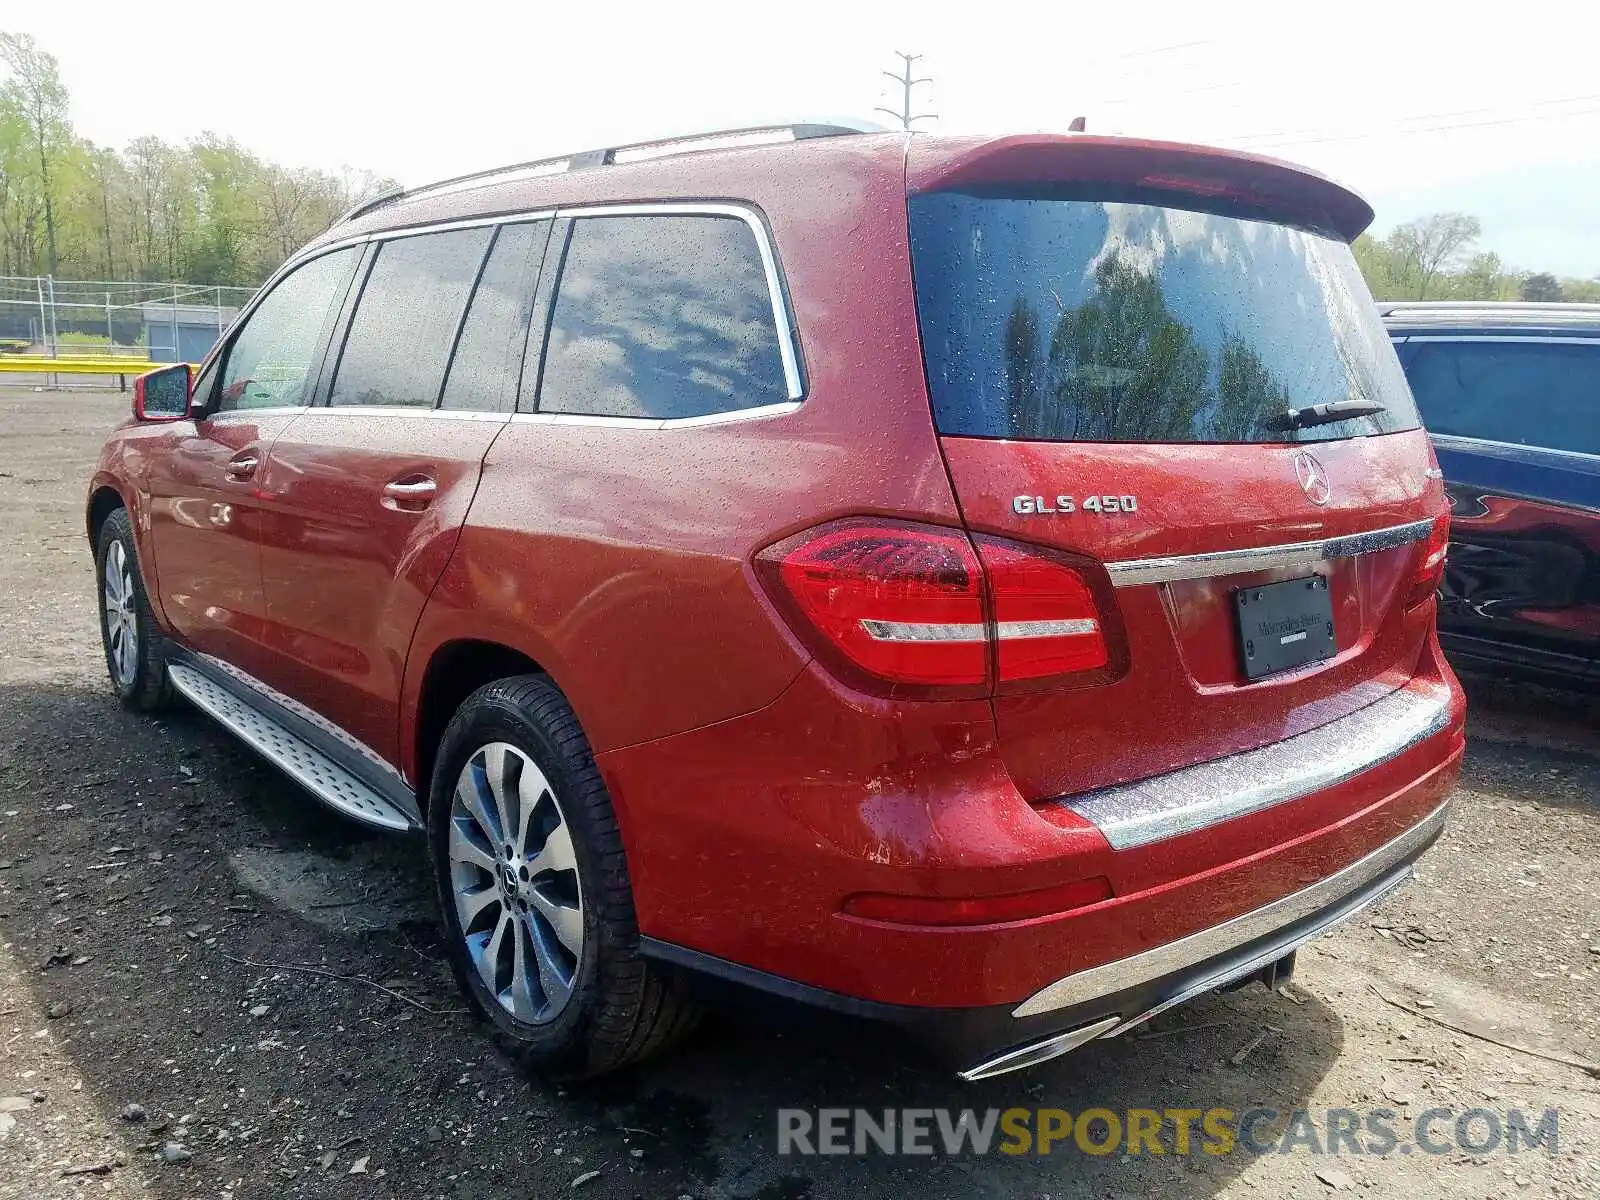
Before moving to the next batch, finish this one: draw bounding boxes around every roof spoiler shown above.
[907,135,1374,242]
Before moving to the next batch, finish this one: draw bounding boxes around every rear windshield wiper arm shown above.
[1265,400,1387,431]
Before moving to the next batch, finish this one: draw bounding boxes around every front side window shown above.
[534,214,789,420]
[217,247,359,412]
[330,227,492,408]
[910,193,1420,444]
[1400,340,1599,456]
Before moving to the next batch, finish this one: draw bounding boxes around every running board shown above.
[166,663,415,832]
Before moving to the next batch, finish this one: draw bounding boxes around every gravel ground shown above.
[1,388,1596,1200]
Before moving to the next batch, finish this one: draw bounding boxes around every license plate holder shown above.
[1235,575,1336,680]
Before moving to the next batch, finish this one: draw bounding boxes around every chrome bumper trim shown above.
[1105,518,1434,588]
[1012,799,1450,1018]
[1059,682,1454,850]
[959,1015,1122,1082]
[1101,857,1414,1037]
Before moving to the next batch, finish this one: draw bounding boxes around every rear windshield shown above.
[909,192,1420,444]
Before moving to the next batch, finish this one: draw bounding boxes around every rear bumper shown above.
[646,797,1449,1078]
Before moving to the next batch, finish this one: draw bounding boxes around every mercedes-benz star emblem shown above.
[1294,451,1331,506]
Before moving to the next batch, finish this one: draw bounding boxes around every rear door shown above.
[254,220,551,763]
[1396,335,1600,680]
[906,159,1446,801]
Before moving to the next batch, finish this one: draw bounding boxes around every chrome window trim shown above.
[509,399,801,431]
[1012,800,1450,1018]
[550,201,804,402]
[1104,517,1434,588]
[1403,334,1598,345]
[1431,431,1597,466]
[308,405,512,423]
[1058,681,1454,850]
[203,404,311,423]
[365,209,558,243]
[251,202,804,424]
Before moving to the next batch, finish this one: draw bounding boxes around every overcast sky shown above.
[17,0,1600,274]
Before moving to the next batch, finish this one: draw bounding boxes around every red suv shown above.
[88,122,1464,1080]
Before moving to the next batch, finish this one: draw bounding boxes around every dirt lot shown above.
[1,388,1596,1200]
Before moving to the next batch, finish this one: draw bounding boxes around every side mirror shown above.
[132,364,192,422]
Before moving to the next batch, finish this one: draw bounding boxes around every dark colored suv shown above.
[1382,302,1599,689]
[89,123,1464,1080]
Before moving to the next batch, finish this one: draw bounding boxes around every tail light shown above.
[974,536,1109,679]
[756,518,1116,697]
[1406,513,1450,608]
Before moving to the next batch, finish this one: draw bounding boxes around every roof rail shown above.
[329,186,407,229]
[336,119,887,226]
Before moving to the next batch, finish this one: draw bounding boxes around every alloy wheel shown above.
[103,540,139,687]
[447,742,584,1024]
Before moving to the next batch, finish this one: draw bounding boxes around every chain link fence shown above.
[0,276,257,363]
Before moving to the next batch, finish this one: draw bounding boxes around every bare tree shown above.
[1386,213,1481,300]
[875,52,937,131]
[0,33,70,275]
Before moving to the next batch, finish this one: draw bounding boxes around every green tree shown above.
[1002,295,1041,429]
[1046,251,1210,440]
[1520,272,1564,302]
[1352,233,1399,298]
[0,96,41,273]
[1456,252,1513,301]
[1215,335,1289,440]
[0,32,70,275]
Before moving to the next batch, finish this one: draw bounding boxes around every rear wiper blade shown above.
[1265,400,1387,431]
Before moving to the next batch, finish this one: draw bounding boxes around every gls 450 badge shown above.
[1013,494,1138,516]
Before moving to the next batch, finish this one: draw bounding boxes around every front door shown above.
[144,246,362,680]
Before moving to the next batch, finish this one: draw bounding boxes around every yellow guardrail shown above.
[0,356,200,378]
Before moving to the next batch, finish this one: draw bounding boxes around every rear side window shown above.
[533,214,790,420]
[440,221,550,412]
[1400,340,1599,456]
[909,193,1420,444]
[330,227,492,408]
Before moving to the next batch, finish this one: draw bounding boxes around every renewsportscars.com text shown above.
[776,1106,1559,1158]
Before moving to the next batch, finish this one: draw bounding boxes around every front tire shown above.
[427,674,698,1076]
[96,507,174,712]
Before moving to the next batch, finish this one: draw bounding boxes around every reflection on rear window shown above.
[909,194,1420,444]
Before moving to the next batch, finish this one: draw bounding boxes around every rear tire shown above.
[95,507,175,712]
[427,674,698,1076]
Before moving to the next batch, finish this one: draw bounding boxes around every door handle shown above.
[382,475,437,510]
[225,453,259,479]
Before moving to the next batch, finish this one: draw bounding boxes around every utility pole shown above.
[874,52,937,131]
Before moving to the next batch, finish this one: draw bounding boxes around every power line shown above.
[1240,105,1600,150]
[874,52,937,131]
[1210,94,1600,150]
